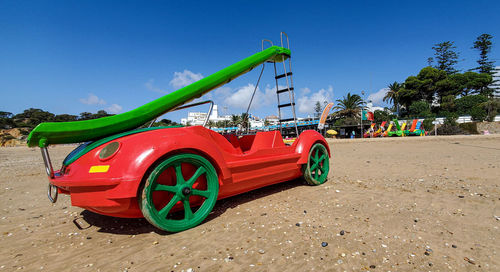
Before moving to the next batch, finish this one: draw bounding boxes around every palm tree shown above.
[207,120,215,128]
[333,92,365,119]
[384,81,402,116]
[230,114,241,127]
[240,113,249,130]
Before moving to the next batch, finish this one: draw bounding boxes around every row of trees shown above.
[383,34,498,123]
[1,108,184,130]
[0,108,116,129]
[330,34,499,131]
[1,107,270,131]
[206,113,271,129]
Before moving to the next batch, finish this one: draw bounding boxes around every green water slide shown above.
[27,46,291,147]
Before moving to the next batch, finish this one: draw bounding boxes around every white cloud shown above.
[170,70,204,89]
[224,84,277,110]
[367,88,388,106]
[297,85,334,114]
[79,93,123,114]
[224,84,258,109]
[79,94,106,105]
[301,87,311,95]
[145,79,164,93]
[106,104,123,114]
[214,86,232,97]
[366,102,384,112]
[262,84,278,105]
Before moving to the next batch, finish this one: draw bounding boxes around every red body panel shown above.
[49,127,330,218]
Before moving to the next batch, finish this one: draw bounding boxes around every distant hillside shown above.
[0,128,30,147]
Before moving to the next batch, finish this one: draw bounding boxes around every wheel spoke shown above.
[318,154,326,163]
[310,156,317,164]
[142,153,219,232]
[186,166,206,187]
[191,189,211,198]
[310,162,318,171]
[154,184,177,193]
[314,168,319,180]
[314,149,319,161]
[158,195,180,218]
[175,163,185,184]
[320,158,327,169]
[183,199,194,220]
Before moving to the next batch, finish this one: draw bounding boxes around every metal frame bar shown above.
[41,147,54,178]
[244,64,265,133]
[273,61,282,133]
[280,32,299,136]
[148,100,214,128]
[262,39,273,51]
[173,100,214,127]
[48,184,58,203]
[41,146,58,203]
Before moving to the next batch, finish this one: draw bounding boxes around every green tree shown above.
[54,114,78,122]
[333,92,365,119]
[455,95,488,115]
[13,108,55,128]
[408,101,432,118]
[472,34,495,75]
[431,41,460,74]
[440,95,456,113]
[79,112,94,120]
[0,111,15,129]
[479,98,500,121]
[469,106,487,121]
[230,114,241,127]
[373,109,394,123]
[240,113,249,129]
[456,72,492,96]
[397,87,419,114]
[0,111,12,119]
[78,110,113,120]
[94,110,113,119]
[314,101,322,118]
[151,118,179,127]
[402,67,447,106]
[384,82,401,116]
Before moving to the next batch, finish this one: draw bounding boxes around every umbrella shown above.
[326,129,338,135]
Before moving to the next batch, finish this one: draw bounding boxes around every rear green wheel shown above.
[303,143,329,185]
[140,153,219,232]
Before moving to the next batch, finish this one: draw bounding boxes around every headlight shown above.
[99,142,120,161]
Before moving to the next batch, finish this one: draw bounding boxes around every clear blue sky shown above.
[1,0,499,121]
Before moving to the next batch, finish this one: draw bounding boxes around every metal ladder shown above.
[273,32,299,136]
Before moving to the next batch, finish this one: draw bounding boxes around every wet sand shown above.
[1,135,499,271]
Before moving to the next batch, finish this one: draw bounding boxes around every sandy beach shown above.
[1,135,499,271]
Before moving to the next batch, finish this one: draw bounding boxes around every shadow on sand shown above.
[78,178,306,235]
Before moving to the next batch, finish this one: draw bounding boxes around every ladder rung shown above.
[275,72,293,79]
[277,87,293,94]
[279,118,295,122]
[278,103,295,108]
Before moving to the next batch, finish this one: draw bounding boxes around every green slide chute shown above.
[27,46,291,147]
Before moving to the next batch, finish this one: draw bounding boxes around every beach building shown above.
[180,105,231,126]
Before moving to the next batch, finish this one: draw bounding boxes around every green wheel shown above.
[303,143,329,185]
[140,153,219,232]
